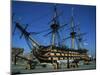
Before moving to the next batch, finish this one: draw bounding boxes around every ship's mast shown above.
[51,4,60,47]
[52,4,56,47]
[42,4,68,48]
[15,23,40,49]
[70,8,76,49]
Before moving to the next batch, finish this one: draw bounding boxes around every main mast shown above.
[70,8,76,49]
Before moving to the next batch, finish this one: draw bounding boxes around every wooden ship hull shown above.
[33,46,89,63]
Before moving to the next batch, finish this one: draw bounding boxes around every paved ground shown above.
[12,61,96,74]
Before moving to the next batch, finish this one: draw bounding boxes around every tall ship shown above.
[12,4,90,69]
